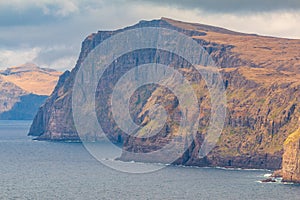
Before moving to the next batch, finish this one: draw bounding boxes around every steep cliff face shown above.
[282,127,300,183]
[121,67,300,169]
[28,70,75,138]
[29,18,300,170]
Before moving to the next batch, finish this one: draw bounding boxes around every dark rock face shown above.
[28,70,76,139]
[29,18,300,170]
[261,178,276,183]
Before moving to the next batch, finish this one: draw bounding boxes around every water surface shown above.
[0,121,299,200]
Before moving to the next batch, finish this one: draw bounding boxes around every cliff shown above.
[28,18,300,170]
[282,126,300,183]
[0,63,61,120]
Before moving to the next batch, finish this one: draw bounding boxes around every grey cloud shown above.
[0,5,71,27]
[0,0,300,70]
[33,46,78,65]
[133,0,300,13]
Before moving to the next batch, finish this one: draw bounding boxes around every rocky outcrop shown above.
[0,63,61,120]
[28,18,300,170]
[282,126,300,183]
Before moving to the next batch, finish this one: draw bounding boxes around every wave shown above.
[214,166,271,172]
[264,173,272,177]
[105,158,272,172]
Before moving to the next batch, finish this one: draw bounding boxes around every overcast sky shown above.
[0,0,300,71]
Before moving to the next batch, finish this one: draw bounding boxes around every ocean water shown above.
[0,120,299,200]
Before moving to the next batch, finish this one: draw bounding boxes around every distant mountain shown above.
[0,63,62,120]
[0,63,61,96]
[28,18,300,179]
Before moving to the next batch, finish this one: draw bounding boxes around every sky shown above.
[0,0,300,71]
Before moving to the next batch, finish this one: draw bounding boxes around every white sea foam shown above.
[264,173,272,177]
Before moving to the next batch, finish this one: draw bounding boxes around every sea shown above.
[0,120,299,200]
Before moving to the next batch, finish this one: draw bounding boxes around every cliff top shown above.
[160,17,254,36]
